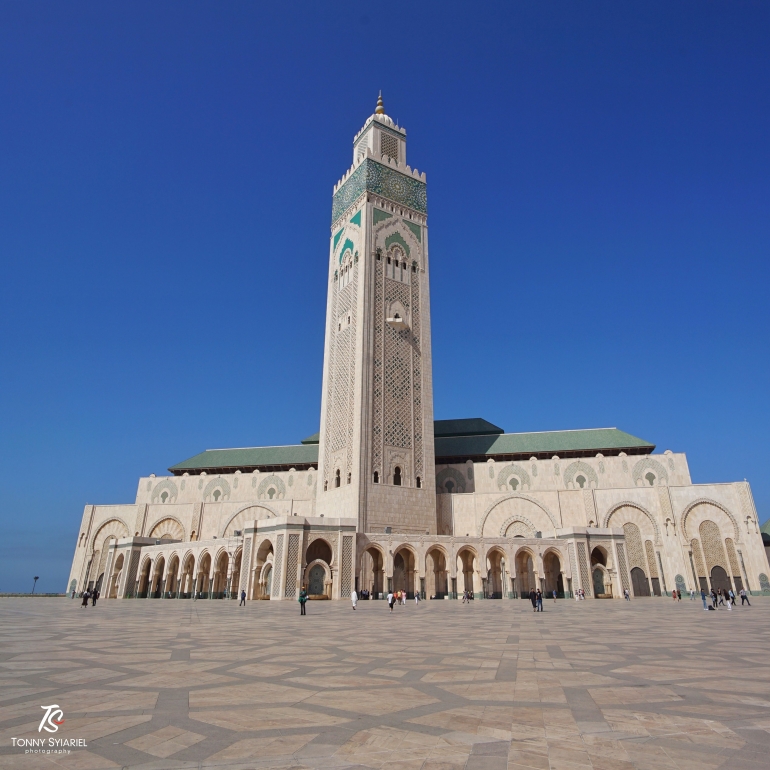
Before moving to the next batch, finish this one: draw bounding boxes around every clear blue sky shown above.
[1,2,768,593]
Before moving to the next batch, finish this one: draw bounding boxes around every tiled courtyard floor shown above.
[1,597,770,770]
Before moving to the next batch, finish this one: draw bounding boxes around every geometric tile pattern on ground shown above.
[1,598,769,769]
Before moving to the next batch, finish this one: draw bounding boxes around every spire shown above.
[375,91,385,115]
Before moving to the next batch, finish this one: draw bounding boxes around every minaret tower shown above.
[316,94,436,534]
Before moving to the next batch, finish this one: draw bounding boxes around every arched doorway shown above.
[543,551,564,598]
[196,553,211,598]
[305,538,333,598]
[253,540,274,599]
[212,552,229,599]
[308,564,326,596]
[137,558,152,598]
[230,550,242,599]
[486,549,505,598]
[710,565,731,593]
[180,555,195,598]
[262,565,273,598]
[515,550,536,599]
[150,557,165,598]
[630,567,650,597]
[425,547,448,599]
[456,547,477,597]
[108,554,124,599]
[590,547,611,598]
[393,547,416,598]
[361,546,385,597]
[165,555,180,598]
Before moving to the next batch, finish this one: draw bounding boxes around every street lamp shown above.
[32,576,39,594]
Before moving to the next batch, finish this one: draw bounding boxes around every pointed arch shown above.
[477,494,559,537]
[681,498,740,542]
[603,501,661,545]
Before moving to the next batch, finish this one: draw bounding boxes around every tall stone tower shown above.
[316,95,436,534]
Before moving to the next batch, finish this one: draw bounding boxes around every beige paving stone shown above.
[228,663,298,677]
[304,686,437,715]
[189,681,315,707]
[189,705,350,731]
[204,733,319,761]
[1,597,769,770]
[124,725,206,757]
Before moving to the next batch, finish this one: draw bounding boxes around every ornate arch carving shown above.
[602,501,661,545]
[257,474,286,500]
[436,467,466,493]
[496,464,531,491]
[477,494,559,537]
[499,515,537,538]
[632,457,669,486]
[221,504,276,537]
[151,479,179,504]
[91,518,130,551]
[563,461,598,488]
[203,477,231,502]
[681,498,740,542]
[374,218,422,267]
[148,516,185,541]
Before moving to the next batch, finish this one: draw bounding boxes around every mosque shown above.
[67,97,769,603]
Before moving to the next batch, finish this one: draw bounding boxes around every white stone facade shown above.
[66,98,769,603]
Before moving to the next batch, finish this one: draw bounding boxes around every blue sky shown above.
[1,2,768,593]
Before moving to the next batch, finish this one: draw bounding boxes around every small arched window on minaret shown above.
[416,476,421,489]
[393,467,402,486]
[347,472,351,484]
[335,469,341,488]
[373,471,379,483]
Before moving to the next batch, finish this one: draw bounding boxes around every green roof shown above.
[434,418,503,438]
[301,432,320,445]
[170,425,653,474]
[169,444,319,473]
[435,428,654,461]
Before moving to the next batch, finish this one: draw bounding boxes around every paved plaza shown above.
[1,598,769,770]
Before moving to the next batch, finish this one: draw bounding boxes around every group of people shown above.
[700,586,751,610]
[461,590,474,603]
[80,589,99,607]
[575,588,587,600]
[529,588,544,611]
[386,590,418,611]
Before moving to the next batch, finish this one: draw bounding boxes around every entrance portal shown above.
[710,565,731,593]
[631,567,650,597]
[308,564,326,596]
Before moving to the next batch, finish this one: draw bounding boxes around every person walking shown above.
[672,590,677,601]
[299,587,308,615]
[529,589,537,612]
[717,589,725,607]
[711,589,718,609]
[351,590,358,610]
[552,589,557,603]
[387,590,395,612]
[690,588,695,600]
[414,592,420,606]
[677,589,681,601]
[726,592,732,610]
[91,589,99,606]
[81,590,90,608]
[728,588,735,606]
[239,589,246,606]
[740,588,751,606]
[624,588,630,601]
[701,588,708,610]
[536,589,543,612]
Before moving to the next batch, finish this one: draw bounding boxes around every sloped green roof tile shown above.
[435,428,654,461]
[434,418,504,438]
[169,444,319,473]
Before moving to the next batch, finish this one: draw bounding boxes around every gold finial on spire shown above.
[375,91,385,115]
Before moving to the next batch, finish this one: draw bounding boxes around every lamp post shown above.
[32,576,39,594]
